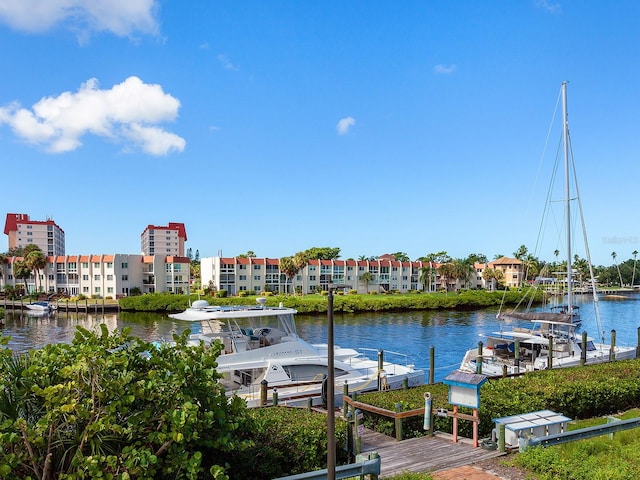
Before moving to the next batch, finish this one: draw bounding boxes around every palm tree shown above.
[632,250,638,287]
[13,259,32,294]
[612,251,624,287]
[26,250,47,293]
[418,264,433,292]
[359,271,374,293]
[437,262,456,293]
[278,256,297,294]
[292,251,309,295]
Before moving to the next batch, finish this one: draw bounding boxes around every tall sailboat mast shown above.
[562,81,573,314]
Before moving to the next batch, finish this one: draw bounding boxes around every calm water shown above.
[2,295,640,382]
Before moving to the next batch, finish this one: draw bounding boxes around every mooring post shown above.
[343,382,349,419]
[515,339,520,369]
[272,387,278,407]
[581,331,588,366]
[548,335,554,369]
[260,380,268,406]
[610,329,617,361]
[429,345,435,385]
[377,350,384,391]
[476,341,483,375]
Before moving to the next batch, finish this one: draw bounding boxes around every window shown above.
[121,262,128,269]
[254,275,261,281]
[122,275,128,281]
[82,287,89,293]
[94,275,100,280]
[107,275,113,281]
[239,275,247,281]
[82,275,89,281]
[309,275,316,281]
[82,262,89,268]
[107,287,114,293]
[95,287,101,293]
[254,265,261,270]
[93,263,100,268]
[106,262,113,268]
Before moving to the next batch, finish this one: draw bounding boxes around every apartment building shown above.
[486,256,525,289]
[4,213,65,256]
[200,256,524,295]
[0,254,191,298]
[141,223,187,256]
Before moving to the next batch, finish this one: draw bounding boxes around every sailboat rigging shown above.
[459,82,636,376]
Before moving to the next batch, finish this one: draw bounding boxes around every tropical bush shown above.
[0,327,248,479]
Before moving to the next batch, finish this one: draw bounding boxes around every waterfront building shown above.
[3,213,65,257]
[0,254,190,297]
[200,256,524,295]
[141,223,187,256]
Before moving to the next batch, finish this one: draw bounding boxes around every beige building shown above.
[140,223,187,256]
[485,256,525,289]
[200,256,523,295]
[4,213,65,257]
[0,254,190,297]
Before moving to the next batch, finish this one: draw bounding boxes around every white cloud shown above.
[336,116,356,135]
[217,54,239,71]
[0,0,159,38]
[535,0,562,14]
[434,64,457,74]
[0,76,186,155]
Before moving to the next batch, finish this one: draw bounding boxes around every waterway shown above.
[2,294,639,382]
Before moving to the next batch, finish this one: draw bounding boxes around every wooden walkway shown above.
[360,429,505,478]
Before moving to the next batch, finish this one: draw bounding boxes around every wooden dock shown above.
[360,429,505,478]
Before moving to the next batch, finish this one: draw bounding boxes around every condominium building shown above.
[140,223,187,256]
[200,256,524,295]
[0,254,191,298]
[4,213,65,256]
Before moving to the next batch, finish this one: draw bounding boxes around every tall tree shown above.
[419,264,434,292]
[632,250,638,287]
[26,250,47,293]
[437,262,456,293]
[513,245,528,260]
[278,256,297,294]
[391,252,410,262]
[292,251,310,295]
[303,247,341,260]
[13,259,32,293]
[359,271,374,293]
[612,251,624,286]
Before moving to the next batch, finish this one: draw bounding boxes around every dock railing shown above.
[518,416,640,452]
[273,453,380,480]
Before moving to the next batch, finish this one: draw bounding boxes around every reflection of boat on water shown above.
[460,82,636,376]
[169,298,424,406]
[26,301,57,313]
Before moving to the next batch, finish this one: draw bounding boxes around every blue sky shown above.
[1,1,638,266]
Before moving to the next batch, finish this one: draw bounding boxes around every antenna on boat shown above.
[256,297,267,309]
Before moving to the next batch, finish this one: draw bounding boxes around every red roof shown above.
[141,222,187,241]
[4,213,63,235]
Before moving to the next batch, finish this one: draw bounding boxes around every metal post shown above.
[581,331,588,366]
[327,288,336,480]
[476,341,483,374]
[343,381,349,419]
[377,350,383,391]
[548,335,553,369]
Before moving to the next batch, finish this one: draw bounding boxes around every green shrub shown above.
[0,327,248,479]
[216,289,228,298]
[238,290,249,297]
[348,290,358,295]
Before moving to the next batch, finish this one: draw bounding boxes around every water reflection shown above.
[2,295,639,382]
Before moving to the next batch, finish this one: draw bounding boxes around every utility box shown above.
[443,371,487,409]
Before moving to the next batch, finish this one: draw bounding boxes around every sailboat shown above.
[460,82,637,376]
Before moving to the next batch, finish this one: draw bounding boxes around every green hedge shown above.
[357,359,640,439]
[118,289,539,314]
